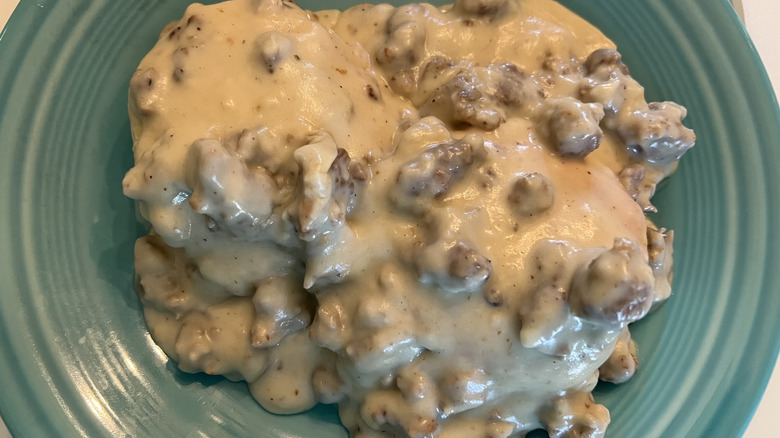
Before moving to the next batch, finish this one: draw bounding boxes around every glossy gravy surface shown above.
[123,0,693,436]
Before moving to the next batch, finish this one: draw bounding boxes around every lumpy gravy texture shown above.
[122,0,694,436]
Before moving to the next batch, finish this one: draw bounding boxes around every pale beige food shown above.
[122,0,694,436]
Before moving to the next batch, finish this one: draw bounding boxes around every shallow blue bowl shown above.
[1,0,779,436]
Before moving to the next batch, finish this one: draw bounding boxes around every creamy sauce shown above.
[123,0,694,436]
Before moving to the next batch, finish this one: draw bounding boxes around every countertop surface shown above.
[0,0,777,437]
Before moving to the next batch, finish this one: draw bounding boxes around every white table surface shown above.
[0,0,778,437]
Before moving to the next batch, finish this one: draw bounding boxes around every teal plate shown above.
[1,0,779,436]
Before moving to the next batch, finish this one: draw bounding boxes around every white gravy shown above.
[123,0,693,436]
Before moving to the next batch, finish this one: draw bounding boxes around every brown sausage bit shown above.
[185,139,277,241]
[584,48,630,76]
[168,25,182,40]
[541,392,610,438]
[329,148,368,215]
[581,49,696,164]
[168,13,205,42]
[129,67,166,115]
[569,238,655,325]
[288,136,363,245]
[250,277,314,348]
[447,242,493,289]
[312,365,346,404]
[541,53,583,77]
[171,42,193,83]
[396,364,434,401]
[365,84,381,101]
[647,226,673,271]
[360,389,440,438]
[395,134,482,209]
[618,164,658,212]
[598,327,638,384]
[438,368,490,415]
[518,285,569,352]
[134,234,196,317]
[494,63,542,107]
[185,14,203,31]
[507,172,555,217]
[414,238,492,294]
[453,0,510,17]
[618,101,696,164]
[482,287,504,306]
[254,31,294,74]
[646,226,674,301]
[420,56,455,82]
[421,63,541,130]
[537,97,605,158]
[172,67,185,83]
[375,4,427,91]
